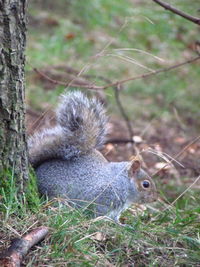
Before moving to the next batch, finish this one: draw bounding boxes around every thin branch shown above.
[101,55,200,89]
[113,86,137,155]
[152,0,200,25]
[32,55,200,90]
[32,67,102,90]
[105,138,134,144]
[0,226,49,267]
[113,87,134,139]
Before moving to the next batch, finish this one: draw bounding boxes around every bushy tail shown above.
[57,91,108,149]
[28,91,108,167]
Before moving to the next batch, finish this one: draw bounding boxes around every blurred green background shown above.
[26,0,200,126]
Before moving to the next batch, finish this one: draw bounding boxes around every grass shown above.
[0,171,200,266]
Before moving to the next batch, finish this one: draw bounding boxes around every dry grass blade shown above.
[146,148,184,168]
[108,53,155,71]
[170,175,200,206]
[151,135,200,176]
[113,48,165,61]
[153,175,200,217]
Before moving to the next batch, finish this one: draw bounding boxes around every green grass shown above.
[0,171,200,266]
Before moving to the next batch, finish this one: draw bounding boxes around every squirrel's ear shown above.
[128,157,142,176]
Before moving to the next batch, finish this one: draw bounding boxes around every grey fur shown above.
[29,91,158,222]
[57,91,108,149]
[36,150,157,221]
[28,91,108,167]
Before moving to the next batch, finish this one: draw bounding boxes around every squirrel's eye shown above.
[142,180,150,189]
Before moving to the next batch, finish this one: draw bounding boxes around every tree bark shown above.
[0,0,28,189]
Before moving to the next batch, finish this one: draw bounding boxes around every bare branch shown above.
[32,67,102,90]
[0,226,49,267]
[101,55,200,89]
[105,138,134,144]
[32,55,200,91]
[113,87,134,139]
[152,0,200,25]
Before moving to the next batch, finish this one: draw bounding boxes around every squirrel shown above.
[28,91,158,223]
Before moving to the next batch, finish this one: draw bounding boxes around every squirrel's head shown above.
[128,159,158,204]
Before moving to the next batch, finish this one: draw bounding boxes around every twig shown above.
[113,86,137,154]
[33,55,200,90]
[105,138,134,144]
[33,67,102,90]
[0,226,49,267]
[101,55,200,89]
[152,0,200,25]
[113,87,134,139]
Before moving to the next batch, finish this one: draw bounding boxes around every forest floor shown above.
[1,0,200,266]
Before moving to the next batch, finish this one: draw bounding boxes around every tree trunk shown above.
[0,0,28,190]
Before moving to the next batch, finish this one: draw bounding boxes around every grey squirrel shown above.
[28,91,157,222]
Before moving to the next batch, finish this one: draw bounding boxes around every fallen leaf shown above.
[92,232,107,242]
[65,33,76,40]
